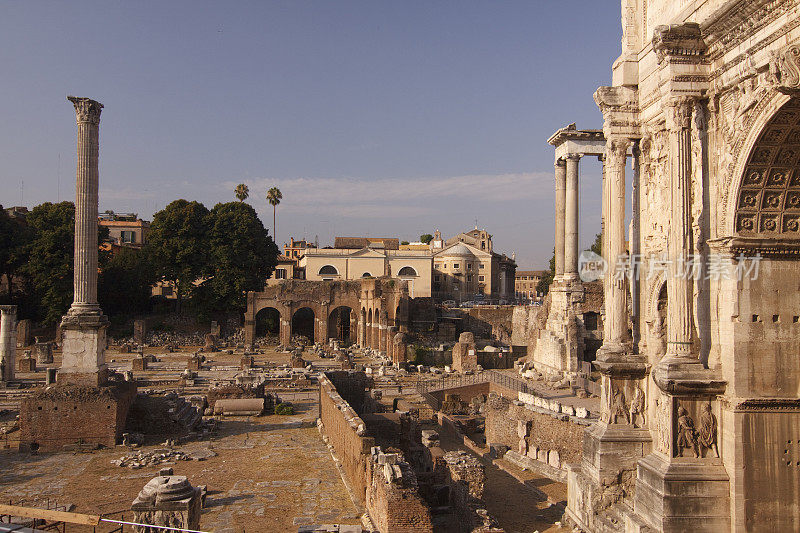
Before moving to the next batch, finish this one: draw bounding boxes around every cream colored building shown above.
[299,246,432,297]
[431,229,516,301]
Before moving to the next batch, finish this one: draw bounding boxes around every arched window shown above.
[318,265,338,276]
[398,266,418,277]
[362,272,372,278]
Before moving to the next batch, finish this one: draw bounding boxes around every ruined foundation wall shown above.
[320,372,435,532]
[484,393,583,470]
[510,299,549,351]
[319,373,374,504]
[366,459,433,533]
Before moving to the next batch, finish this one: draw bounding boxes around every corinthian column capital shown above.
[67,96,103,125]
[608,137,631,160]
[664,97,694,131]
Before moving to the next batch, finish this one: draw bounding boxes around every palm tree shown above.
[234,183,249,202]
[266,186,282,239]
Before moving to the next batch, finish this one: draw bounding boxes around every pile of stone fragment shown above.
[112,448,191,469]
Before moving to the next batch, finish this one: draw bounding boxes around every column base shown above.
[651,356,726,395]
[566,422,652,533]
[631,453,730,533]
[56,367,109,387]
[582,422,653,485]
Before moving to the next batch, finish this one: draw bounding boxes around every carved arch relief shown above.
[735,98,800,236]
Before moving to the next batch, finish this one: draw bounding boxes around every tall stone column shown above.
[600,138,630,354]
[0,305,17,382]
[358,311,366,346]
[554,159,567,278]
[564,154,581,279]
[67,97,103,317]
[664,97,694,362]
[58,97,109,387]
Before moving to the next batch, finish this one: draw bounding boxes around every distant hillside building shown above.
[432,229,516,301]
[515,270,547,301]
[98,212,149,248]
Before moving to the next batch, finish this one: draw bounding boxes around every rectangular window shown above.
[434,275,441,282]
[453,264,459,269]
[479,264,485,269]
[467,275,473,282]
[479,275,484,282]
[467,263,473,270]
[121,230,136,243]
[275,268,286,279]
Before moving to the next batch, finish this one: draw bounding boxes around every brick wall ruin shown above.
[318,371,433,532]
[19,381,137,452]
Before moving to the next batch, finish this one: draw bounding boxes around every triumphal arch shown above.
[564,2,800,532]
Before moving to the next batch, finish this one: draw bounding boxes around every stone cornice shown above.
[547,123,604,147]
[722,397,800,412]
[709,235,800,258]
[653,23,707,65]
[594,86,640,140]
[702,0,792,58]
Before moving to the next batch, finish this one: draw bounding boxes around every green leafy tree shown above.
[22,202,76,324]
[588,233,602,256]
[145,200,210,313]
[235,183,249,202]
[0,206,33,300]
[401,240,410,245]
[200,201,278,314]
[419,234,434,244]
[536,248,556,296]
[98,248,154,317]
[266,186,282,241]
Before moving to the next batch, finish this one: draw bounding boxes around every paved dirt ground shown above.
[0,398,361,533]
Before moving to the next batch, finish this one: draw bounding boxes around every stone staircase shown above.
[167,395,203,431]
[0,388,33,411]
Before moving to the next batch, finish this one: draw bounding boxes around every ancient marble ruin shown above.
[17,97,137,452]
[563,1,800,532]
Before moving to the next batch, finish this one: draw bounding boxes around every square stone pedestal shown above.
[57,314,109,387]
[18,380,137,452]
[187,355,202,371]
[565,422,652,532]
[631,454,730,532]
[17,357,36,372]
[132,357,148,371]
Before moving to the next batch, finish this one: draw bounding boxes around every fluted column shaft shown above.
[554,159,567,278]
[564,155,581,278]
[0,306,17,382]
[68,97,103,316]
[665,98,695,358]
[603,139,630,349]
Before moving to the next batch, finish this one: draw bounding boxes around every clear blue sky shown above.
[0,1,621,268]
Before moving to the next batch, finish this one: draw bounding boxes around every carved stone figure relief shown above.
[698,402,720,458]
[612,387,629,425]
[629,386,646,428]
[676,404,699,458]
[653,394,671,454]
